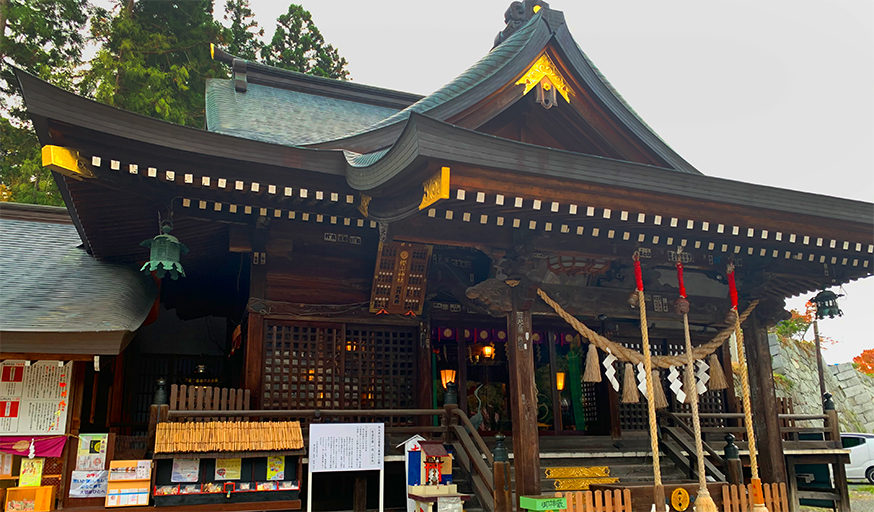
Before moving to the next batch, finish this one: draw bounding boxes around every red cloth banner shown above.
[0,435,67,458]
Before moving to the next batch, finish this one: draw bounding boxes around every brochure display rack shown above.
[105,460,151,508]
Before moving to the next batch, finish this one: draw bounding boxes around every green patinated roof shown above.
[205,79,401,146]
[0,216,157,333]
[357,13,545,132]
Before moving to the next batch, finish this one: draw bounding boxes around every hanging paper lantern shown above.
[440,369,456,389]
[555,372,566,391]
[140,221,188,280]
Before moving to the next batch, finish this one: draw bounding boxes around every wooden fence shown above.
[168,384,250,421]
[554,489,632,512]
[722,483,789,512]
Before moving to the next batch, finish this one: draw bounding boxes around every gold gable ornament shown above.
[515,54,571,109]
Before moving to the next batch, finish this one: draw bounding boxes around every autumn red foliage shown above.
[854,349,874,375]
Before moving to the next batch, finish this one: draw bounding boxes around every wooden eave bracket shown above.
[41,145,95,180]
[418,166,450,210]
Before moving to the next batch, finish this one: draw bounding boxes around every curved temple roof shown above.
[205,6,699,174]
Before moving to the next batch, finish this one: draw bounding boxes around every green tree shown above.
[0,0,90,205]
[261,4,348,79]
[85,0,226,127]
[0,118,63,205]
[223,0,263,61]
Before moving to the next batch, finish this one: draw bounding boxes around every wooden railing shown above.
[147,405,501,512]
[168,384,250,420]
[554,489,633,512]
[658,405,842,485]
[722,483,789,512]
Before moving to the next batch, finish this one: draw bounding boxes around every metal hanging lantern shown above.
[140,219,188,280]
[810,289,843,319]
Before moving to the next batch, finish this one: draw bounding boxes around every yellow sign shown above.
[19,458,44,487]
[214,458,241,480]
[671,487,690,511]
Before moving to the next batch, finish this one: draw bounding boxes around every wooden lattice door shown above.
[263,322,344,410]
[262,321,416,416]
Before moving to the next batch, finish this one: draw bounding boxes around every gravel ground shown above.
[798,484,874,512]
[849,484,874,512]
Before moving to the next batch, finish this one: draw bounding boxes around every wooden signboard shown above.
[369,242,432,315]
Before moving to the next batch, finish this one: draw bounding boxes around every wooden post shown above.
[813,320,827,401]
[245,312,265,410]
[547,332,563,433]
[723,433,743,485]
[742,313,787,484]
[456,329,469,415]
[108,354,125,431]
[146,404,159,456]
[417,318,433,425]
[507,309,541,504]
[785,457,799,512]
[825,394,851,512]
[353,474,368,512]
[493,433,513,512]
[443,403,457,445]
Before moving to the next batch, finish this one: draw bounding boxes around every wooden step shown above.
[550,477,621,491]
[543,466,610,479]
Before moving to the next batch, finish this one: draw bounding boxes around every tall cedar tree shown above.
[86,0,226,127]
[261,4,348,79]
[2,0,349,205]
[224,0,263,61]
[0,0,90,205]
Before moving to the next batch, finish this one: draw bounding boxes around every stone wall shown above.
[768,333,874,434]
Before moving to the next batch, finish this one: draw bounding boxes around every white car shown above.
[842,433,874,483]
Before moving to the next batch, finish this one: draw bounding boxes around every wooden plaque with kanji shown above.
[369,242,432,315]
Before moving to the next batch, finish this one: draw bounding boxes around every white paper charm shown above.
[603,349,619,392]
[668,366,685,403]
[696,359,710,395]
[637,363,648,395]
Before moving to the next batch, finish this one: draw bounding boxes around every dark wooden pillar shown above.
[246,227,268,409]
[547,332,562,433]
[456,329,468,415]
[742,312,787,484]
[507,309,540,503]
[245,312,265,410]
[417,318,434,418]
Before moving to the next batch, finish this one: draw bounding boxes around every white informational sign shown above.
[0,360,72,435]
[309,423,384,473]
[69,470,109,498]
[308,423,384,512]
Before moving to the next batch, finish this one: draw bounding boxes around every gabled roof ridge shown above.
[212,47,423,109]
[312,12,550,145]
[551,24,701,174]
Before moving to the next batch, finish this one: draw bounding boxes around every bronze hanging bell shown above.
[627,290,640,308]
[724,308,738,324]
[674,296,690,315]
